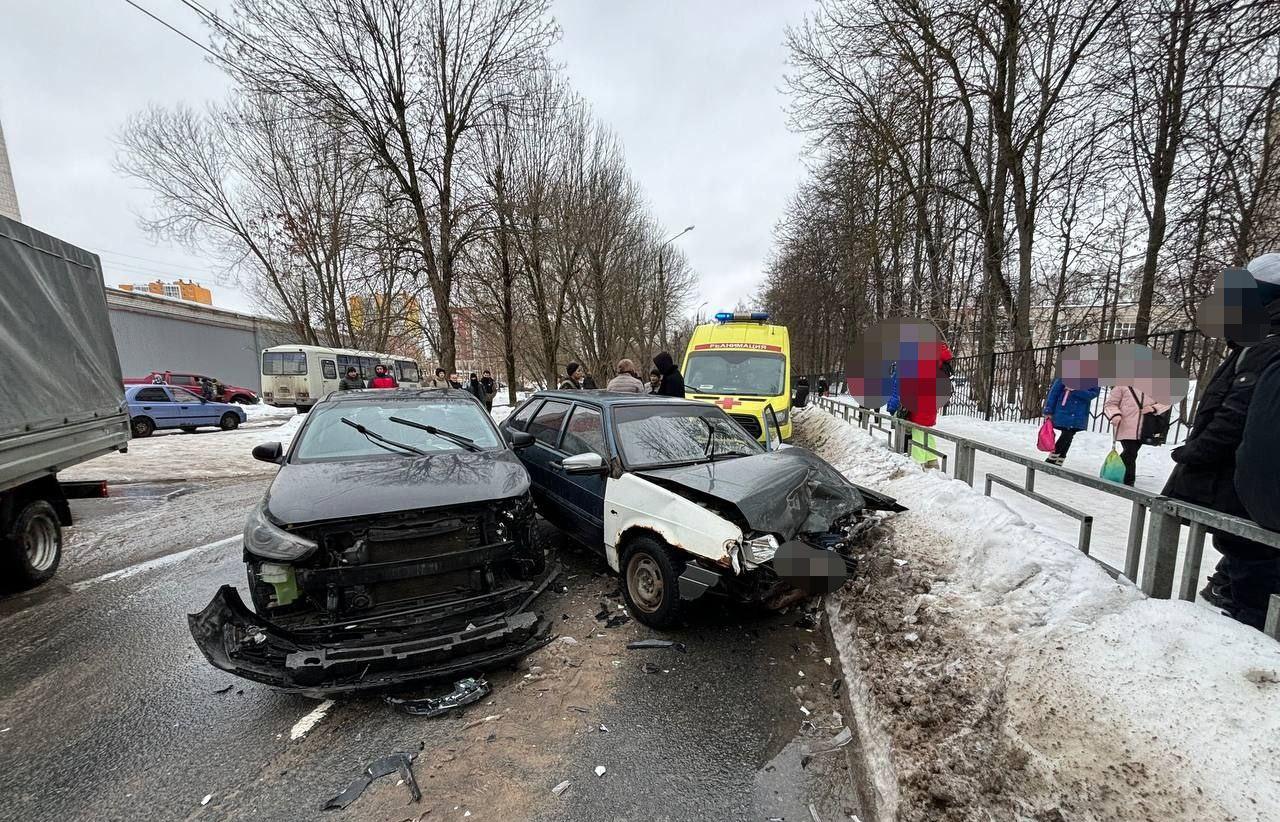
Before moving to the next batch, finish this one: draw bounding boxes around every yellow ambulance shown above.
[681,311,792,444]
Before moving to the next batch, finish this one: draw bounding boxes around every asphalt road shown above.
[0,478,862,822]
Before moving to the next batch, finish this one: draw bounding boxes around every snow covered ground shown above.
[832,396,1222,593]
[795,406,1280,821]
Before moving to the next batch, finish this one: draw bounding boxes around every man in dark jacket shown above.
[1164,255,1280,629]
[560,362,584,390]
[793,377,810,408]
[652,351,685,397]
[339,366,365,391]
[480,369,496,410]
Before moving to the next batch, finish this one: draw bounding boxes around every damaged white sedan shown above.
[500,391,904,627]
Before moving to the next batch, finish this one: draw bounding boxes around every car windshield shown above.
[613,404,763,468]
[291,398,501,462]
[685,351,786,396]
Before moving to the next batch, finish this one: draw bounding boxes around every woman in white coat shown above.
[1103,387,1170,486]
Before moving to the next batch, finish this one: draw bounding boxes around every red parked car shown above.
[123,371,258,404]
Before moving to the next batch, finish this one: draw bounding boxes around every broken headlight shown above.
[743,533,779,564]
[775,408,789,426]
[244,503,318,561]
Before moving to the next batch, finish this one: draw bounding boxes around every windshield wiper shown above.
[701,417,719,460]
[340,417,427,456]
[388,415,482,452]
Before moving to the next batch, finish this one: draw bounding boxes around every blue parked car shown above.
[124,384,247,438]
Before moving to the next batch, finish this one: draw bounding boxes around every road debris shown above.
[558,636,579,645]
[383,678,490,718]
[808,802,822,822]
[641,662,661,674]
[211,684,233,695]
[626,639,687,653]
[551,780,571,796]
[322,751,421,811]
[594,765,607,777]
[200,794,212,806]
[801,726,854,767]
[598,724,609,733]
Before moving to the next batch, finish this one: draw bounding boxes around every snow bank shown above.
[797,406,1280,821]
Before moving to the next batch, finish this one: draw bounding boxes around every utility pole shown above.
[657,225,694,350]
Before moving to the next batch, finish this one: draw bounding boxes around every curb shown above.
[824,593,898,822]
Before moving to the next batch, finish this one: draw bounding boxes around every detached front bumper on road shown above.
[188,574,556,695]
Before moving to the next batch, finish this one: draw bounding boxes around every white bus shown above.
[260,344,422,412]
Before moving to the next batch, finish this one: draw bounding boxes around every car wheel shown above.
[131,417,154,438]
[219,413,240,431]
[231,395,255,404]
[621,535,685,629]
[1,500,62,589]
[180,426,198,434]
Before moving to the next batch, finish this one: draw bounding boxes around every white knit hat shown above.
[1247,252,1280,284]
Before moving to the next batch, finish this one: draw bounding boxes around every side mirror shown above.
[508,430,535,449]
[562,452,606,475]
[252,442,284,464]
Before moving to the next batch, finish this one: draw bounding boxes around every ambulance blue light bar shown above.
[714,311,770,323]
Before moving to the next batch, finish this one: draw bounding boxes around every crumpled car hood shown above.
[636,447,897,539]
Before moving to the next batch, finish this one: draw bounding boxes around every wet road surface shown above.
[0,478,862,821]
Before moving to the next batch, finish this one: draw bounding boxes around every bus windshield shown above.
[263,351,308,376]
[684,351,786,397]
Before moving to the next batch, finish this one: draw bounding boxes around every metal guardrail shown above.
[811,396,1280,638]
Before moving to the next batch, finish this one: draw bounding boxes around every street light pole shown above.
[657,225,694,351]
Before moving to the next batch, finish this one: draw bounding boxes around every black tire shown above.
[620,534,686,629]
[1,500,62,588]
[219,413,240,431]
[295,406,311,415]
[131,417,155,438]
[180,426,198,434]
[231,395,255,405]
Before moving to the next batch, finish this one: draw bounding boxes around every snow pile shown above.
[797,406,1280,821]
[242,403,296,421]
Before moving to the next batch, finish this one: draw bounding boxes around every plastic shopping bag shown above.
[1100,448,1126,482]
[1036,418,1056,452]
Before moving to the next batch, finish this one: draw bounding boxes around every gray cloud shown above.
[1,0,808,317]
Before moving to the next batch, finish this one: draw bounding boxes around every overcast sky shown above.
[0,0,810,316]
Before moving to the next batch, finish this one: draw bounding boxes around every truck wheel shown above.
[219,413,240,431]
[620,535,686,629]
[2,500,62,588]
[131,417,155,438]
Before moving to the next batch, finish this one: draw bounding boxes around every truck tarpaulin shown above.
[0,215,124,438]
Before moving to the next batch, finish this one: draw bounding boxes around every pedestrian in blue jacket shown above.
[1043,377,1099,466]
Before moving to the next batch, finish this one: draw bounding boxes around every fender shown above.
[602,473,742,572]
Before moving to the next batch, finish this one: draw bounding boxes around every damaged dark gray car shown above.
[500,391,904,627]
[188,389,554,695]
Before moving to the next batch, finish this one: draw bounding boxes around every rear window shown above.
[527,401,571,447]
[263,352,307,376]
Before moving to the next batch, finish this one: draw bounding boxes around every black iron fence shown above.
[801,328,1225,443]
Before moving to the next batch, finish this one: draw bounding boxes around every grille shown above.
[731,413,762,438]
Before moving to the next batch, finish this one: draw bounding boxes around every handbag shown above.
[1128,388,1170,446]
[1036,417,1056,452]
[1100,447,1126,482]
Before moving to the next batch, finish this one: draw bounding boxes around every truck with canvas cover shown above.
[0,215,129,588]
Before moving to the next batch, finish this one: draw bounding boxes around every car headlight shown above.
[244,503,318,561]
[775,409,789,426]
[744,533,779,564]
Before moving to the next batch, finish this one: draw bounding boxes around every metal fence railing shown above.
[810,395,1280,639]
[799,328,1225,445]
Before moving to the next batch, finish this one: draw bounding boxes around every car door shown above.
[554,404,609,550]
[132,386,175,427]
[521,400,573,528]
[170,387,213,426]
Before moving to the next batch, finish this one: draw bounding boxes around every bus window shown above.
[336,354,352,373]
[263,351,307,375]
[361,357,378,377]
[321,360,337,379]
[396,360,420,383]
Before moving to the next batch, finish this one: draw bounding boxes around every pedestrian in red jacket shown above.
[369,364,398,389]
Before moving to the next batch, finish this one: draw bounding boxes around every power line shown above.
[94,246,220,272]
[122,0,222,62]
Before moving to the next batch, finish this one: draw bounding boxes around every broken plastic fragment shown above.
[321,752,420,811]
[551,780,571,796]
[383,677,490,718]
[594,765,606,777]
[626,639,687,653]
[200,794,212,806]
[212,684,233,695]
[598,724,609,733]
[558,636,579,645]
[804,726,854,761]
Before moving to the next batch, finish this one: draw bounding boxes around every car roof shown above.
[527,390,707,408]
[317,387,476,404]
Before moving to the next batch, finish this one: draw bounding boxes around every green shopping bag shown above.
[1100,447,1126,482]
